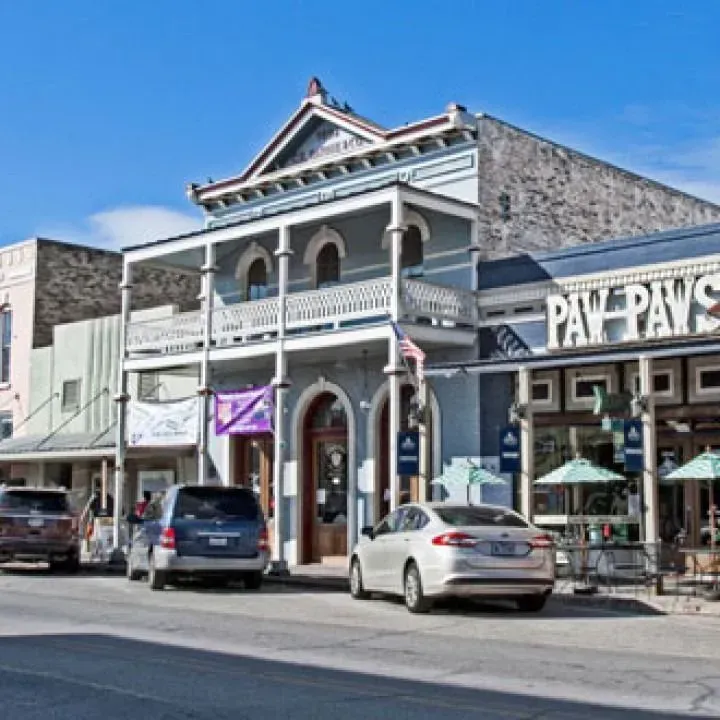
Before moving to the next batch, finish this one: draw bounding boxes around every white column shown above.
[418,378,430,502]
[113,262,132,552]
[385,192,405,512]
[271,225,291,573]
[639,355,658,545]
[518,367,534,520]
[198,244,217,486]
[37,462,46,489]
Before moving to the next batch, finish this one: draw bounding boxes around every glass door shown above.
[313,438,348,561]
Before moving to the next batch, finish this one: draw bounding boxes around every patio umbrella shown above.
[534,457,625,486]
[431,462,506,504]
[665,450,720,555]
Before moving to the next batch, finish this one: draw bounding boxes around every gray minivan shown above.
[126,484,269,590]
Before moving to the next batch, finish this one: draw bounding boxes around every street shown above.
[0,568,719,718]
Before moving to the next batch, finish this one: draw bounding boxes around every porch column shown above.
[113,262,132,552]
[198,243,217,486]
[639,355,659,545]
[418,378,430,502]
[518,367,534,520]
[386,193,405,512]
[36,462,46,488]
[271,225,291,573]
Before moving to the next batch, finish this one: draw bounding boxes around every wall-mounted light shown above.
[630,394,649,418]
[508,402,528,424]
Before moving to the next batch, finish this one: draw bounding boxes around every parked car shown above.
[349,502,555,613]
[0,486,80,572]
[126,484,270,591]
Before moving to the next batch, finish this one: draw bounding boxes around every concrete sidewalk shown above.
[262,563,720,616]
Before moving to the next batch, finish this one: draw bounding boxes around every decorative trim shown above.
[303,225,348,265]
[235,241,274,281]
[381,208,430,250]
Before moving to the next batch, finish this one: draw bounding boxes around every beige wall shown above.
[0,240,38,437]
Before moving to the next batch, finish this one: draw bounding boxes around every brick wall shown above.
[477,116,720,259]
[33,240,200,348]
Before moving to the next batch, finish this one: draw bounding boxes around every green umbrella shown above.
[664,451,720,482]
[431,462,506,503]
[534,457,625,486]
[665,450,720,563]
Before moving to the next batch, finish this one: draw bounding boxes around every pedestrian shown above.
[135,491,151,518]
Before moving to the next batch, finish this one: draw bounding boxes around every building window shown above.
[573,376,608,400]
[61,379,81,413]
[0,412,11,440]
[499,193,512,222]
[246,258,268,301]
[401,225,424,278]
[0,307,11,385]
[139,372,159,400]
[316,243,340,288]
[531,380,552,403]
[630,371,674,397]
[697,367,720,394]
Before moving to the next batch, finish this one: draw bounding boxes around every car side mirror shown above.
[361,526,374,540]
[126,513,143,525]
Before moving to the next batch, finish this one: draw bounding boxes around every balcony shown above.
[126,277,477,357]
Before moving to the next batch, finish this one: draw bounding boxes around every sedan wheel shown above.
[349,558,369,600]
[404,563,431,614]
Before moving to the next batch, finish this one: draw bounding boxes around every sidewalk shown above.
[263,564,720,616]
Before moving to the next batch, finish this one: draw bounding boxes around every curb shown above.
[263,573,348,591]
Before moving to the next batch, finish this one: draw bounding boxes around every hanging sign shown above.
[215,386,274,436]
[499,425,521,473]
[127,397,199,447]
[623,419,644,473]
[397,431,420,476]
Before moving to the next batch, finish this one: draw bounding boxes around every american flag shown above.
[390,320,426,382]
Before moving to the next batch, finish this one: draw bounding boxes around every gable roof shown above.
[189,78,474,205]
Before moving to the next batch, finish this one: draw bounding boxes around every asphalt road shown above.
[0,567,719,719]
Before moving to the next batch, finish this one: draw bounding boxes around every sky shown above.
[0,0,718,250]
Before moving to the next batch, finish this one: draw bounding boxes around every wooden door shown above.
[233,436,274,551]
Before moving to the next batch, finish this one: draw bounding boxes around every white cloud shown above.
[40,205,203,250]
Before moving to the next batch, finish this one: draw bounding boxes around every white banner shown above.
[127,398,199,448]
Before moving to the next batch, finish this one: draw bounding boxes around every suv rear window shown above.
[435,506,528,528]
[0,490,69,513]
[174,487,259,521]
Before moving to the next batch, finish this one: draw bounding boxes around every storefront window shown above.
[533,424,641,541]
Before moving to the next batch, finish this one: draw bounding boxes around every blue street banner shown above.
[499,425,521,473]
[624,419,644,473]
[397,431,420,476]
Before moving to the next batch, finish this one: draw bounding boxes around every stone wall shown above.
[33,239,200,348]
[477,116,720,259]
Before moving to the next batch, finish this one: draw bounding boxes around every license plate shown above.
[27,518,45,528]
[208,536,228,547]
[491,541,516,556]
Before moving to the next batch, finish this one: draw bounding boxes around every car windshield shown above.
[174,487,259,521]
[435,506,528,528]
[0,491,69,513]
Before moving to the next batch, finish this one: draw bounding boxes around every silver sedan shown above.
[349,502,555,613]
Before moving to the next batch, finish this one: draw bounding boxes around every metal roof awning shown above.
[425,338,720,377]
[0,429,116,463]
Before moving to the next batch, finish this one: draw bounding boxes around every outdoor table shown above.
[678,547,720,591]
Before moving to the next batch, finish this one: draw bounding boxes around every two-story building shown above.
[114,77,720,568]
[0,237,200,484]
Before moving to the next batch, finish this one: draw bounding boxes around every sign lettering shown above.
[547,271,720,350]
[283,122,371,168]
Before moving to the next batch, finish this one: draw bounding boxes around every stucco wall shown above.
[0,241,38,436]
[476,116,720,259]
[33,239,200,348]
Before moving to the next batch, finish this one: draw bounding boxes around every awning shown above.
[0,429,116,463]
[425,338,720,377]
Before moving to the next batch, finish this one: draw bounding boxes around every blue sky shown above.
[0,1,718,249]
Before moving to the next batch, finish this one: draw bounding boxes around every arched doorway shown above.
[301,392,349,563]
[377,384,434,520]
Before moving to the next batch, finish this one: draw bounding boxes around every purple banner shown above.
[214,386,274,436]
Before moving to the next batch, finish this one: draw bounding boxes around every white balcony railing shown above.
[126,276,476,355]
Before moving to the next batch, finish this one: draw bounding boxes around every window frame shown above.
[0,306,11,385]
[61,379,82,413]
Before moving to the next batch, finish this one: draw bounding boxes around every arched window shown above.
[401,225,424,278]
[311,393,347,429]
[316,243,340,289]
[246,258,268,301]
